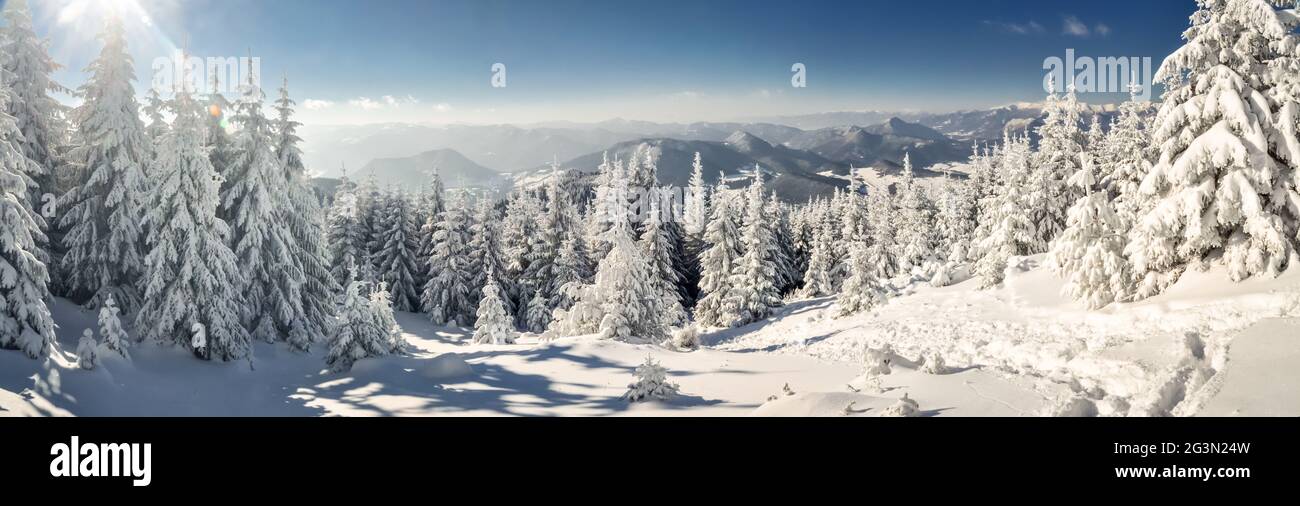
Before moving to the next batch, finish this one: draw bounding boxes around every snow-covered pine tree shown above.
[326,174,365,287]
[353,172,385,282]
[1030,77,1085,252]
[1102,79,1155,232]
[59,18,148,311]
[325,265,390,373]
[1086,114,1106,152]
[766,193,799,295]
[681,152,709,305]
[684,152,708,236]
[694,180,744,326]
[368,283,405,354]
[374,189,421,312]
[143,87,168,144]
[550,234,593,312]
[639,196,687,326]
[468,194,513,317]
[838,241,887,317]
[975,134,1038,289]
[204,74,236,188]
[135,65,250,361]
[222,64,309,346]
[896,153,937,272]
[414,169,445,290]
[0,63,56,359]
[77,330,98,370]
[2,0,68,213]
[501,190,541,316]
[1126,0,1300,298]
[473,271,517,345]
[524,288,550,334]
[97,294,129,358]
[801,202,839,296]
[422,191,476,326]
[525,169,566,305]
[725,172,782,326]
[550,162,667,342]
[865,182,899,279]
[1048,154,1128,309]
[274,77,337,342]
[934,169,977,263]
[622,355,679,402]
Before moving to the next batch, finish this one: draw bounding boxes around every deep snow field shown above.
[2,255,1297,417]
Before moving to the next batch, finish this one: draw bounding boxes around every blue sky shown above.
[19,0,1194,124]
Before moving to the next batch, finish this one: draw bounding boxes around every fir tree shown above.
[375,189,422,312]
[726,172,782,325]
[97,294,129,358]
[896,153,937,271]
[1030,77,1085,251]
[325,266,390,373]
[694,181,743,326]
[975,135,1037,289]
[1127,0,1300,298]
[135,66,250,361]
[473,271,517,345]
[59,18,148,311]
[1,0,68,212]
[838,241,887,316]
[1048,155,1128,309]
[0,62,55,358]
[422,191,476,326]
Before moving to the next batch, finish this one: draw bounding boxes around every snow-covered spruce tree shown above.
[896,153,937,271]
[222,69,307,346]
[1086,114,1106,152]
[353,172,385,282]
[1030,77,1085,252]
[838,241,887,317]
[524,171,566,306]
[97,294,129,358]
[1048,155,1129,309]
[142,87,168,144]
[77,330,98,370]
[374,189,422,312]
[135,70,250,361]
[681,152,709,305]
[550,234,593,312]
[204,74,236,187]
[274,78,337,341]
[59,18,148,311]
[801,204,839,296]
[1126,0,1300,298]
[622,355,679,402]
[524,288,550,334]
[2,0,68,212]
[935,170,977,263]
[865,183,899,279]
[725,172,782,326]
[0,65,56,359]
[550,163,667,342]
[422,191,476,326]
[473,271,517,345]
[1101,81,1155,232]
[326,174,365,287]
[368,283,405,354]
[501,190,541,315]
[325,266,390,373]
[414,169,445,290]
[468,195,513,317]
[975,135,1038,289]
[640,196,687,326]
[694,181,744,326]
[584,154,623,261]
[766,193,799,295]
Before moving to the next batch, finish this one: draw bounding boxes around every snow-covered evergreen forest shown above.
[3,0,1300,417]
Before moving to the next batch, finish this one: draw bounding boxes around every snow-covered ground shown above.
[2,256,1297,417]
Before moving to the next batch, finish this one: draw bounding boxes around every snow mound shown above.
[880,393,921,417]
[418,354,474,381]
[1199,318,1300,416]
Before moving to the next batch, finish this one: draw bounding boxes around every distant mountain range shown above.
[302,102,1122,201]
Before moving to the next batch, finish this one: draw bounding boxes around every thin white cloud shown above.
[433,103,453,112]
[348,95,420,110]
[1095,23,1112,37]
[303,99,334,110]
[982,20,1044,35]
[1063,16,1090,37]
[349,97,383,110]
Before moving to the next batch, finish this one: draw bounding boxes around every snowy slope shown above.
[3,258,1296,417]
